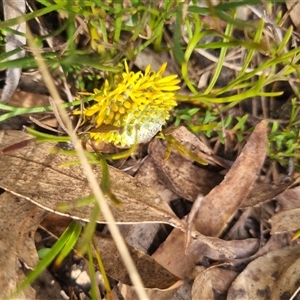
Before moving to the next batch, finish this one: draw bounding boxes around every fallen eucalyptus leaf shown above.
[271,208,300,234]
[40,213,180,289]
[193,120,267,237]
[0,192,48,298]
[151,121,267,280]
[227,243,300,300]
[0,130,182,226]
[0,131,235,261]
[286,1,300,31]
[94,233,180,289]
[163,126,232,168]
[192,268,238,300]
[271,186,300,234]
[148,139,223,201]
[187,237,259,260]
[118,280,183,300]
[152,228,201,279]
[242,178,295,208]
[230,233,291,270]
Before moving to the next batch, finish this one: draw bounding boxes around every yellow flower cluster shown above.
[81,61,180,146]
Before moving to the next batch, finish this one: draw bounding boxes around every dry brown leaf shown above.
[0,192,48,298]
[40,213,73,236]
[275,185,300,210]
[0,88,59,130]
[148,138,223,201]
[2,89,51,108]
[193,120,267,237]
[191,268,238,300]
[286,1,300,31]
[164,126,213,156]
[0,130,182,226]
[241,179,295,208]
[119,223,162,253]
[118,280,183,300]
[231,233,291,269]
[271,255,300,299]
[0,130,231,288]
[40,207,180,290]
[271,208,300,234]
[163,126,232,168]
[93,233,181,289]
[187,238,259,260]
[271,186,300,234]
[152,121,267,281]
[152,229,201,279]
[0,88,58,131]
[121,158,181,253]
[227,243,300,300]
[135,155,178,204]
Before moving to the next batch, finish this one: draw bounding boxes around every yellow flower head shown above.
[82,61,180,147]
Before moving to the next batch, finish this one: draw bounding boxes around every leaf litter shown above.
[0,192,47,298]
[0,130,181,226]
[2,110,300,299]
[39,213,180,290]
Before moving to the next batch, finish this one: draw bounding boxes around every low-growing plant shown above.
[2,0,300,299]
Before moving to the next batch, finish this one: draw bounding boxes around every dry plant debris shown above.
[0,192,47,298]
[2,1,300,300]
[1,1,26,103]
[1,120,299,299]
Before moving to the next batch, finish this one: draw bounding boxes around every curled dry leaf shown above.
[230,232,292,270]
[271,186,300,234]
[118,280,184,300]
[227,243,300,300]
[0,130,182,226]
[191,268,239,300]
[148,138,223,201]
[0,192,48,299]
[187,237,259,260]
[193,120,267,237]
[93,233,181,289]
